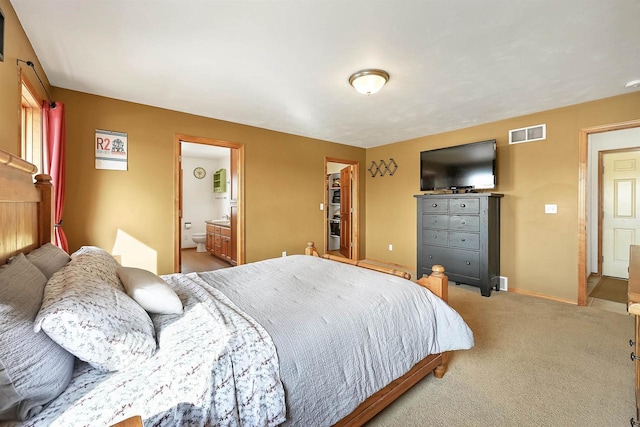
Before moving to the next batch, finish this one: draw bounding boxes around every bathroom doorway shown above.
[174,134,245,273]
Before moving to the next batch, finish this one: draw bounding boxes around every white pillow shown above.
[117,266,183,315]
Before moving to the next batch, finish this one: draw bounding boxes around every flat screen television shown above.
[420,139,496,191]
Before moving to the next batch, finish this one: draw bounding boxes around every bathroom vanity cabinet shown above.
[206,223,234,264]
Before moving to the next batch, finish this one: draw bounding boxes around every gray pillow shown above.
[26,243,71,280]
[0,254,75,421]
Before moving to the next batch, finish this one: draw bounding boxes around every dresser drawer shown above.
[422,199,448,213]
[421,245,451,270]
[423,229,449,247]
[449,232,479,250]
[447,249,481,279]
[450,215,480,232]
[421,246,480,280]
[450,198,479,214]
[423,214,449,229]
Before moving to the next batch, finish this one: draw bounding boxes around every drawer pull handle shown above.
[432,235,437,239]
[460,204,466,208]
[432,203,438,207]
[631,352,640,361]
[461,220,466,225]
[432,219,437,223]
[631,339,636,347]
[429,255,433,259]
[461,238,466,242]
[466,261,471,265]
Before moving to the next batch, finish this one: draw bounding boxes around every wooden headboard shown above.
[0,147,54,264]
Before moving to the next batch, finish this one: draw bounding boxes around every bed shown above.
[0,147,474,426]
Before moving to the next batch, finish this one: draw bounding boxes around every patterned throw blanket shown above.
[11,273,285,427]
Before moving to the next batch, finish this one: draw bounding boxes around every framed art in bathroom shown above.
[0,6,5,62]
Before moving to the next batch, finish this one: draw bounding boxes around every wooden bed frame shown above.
[0,147,451,427]
[0,148,54,263]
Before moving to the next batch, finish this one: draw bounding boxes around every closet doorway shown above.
[173,134,245,273]
[325,158,360,260]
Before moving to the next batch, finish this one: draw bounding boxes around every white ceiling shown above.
[181,141,229,159]
[11,0,640,149]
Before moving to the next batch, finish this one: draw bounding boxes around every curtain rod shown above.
[16,59,56,109]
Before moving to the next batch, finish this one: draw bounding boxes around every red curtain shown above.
[42,101,69,252]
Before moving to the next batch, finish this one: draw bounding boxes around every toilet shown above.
[192,233,206,252]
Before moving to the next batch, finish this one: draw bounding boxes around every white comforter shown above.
[9,273,285,427]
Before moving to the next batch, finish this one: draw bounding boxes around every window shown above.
[20,73,43,173]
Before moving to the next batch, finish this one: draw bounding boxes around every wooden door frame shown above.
[325,158,360,260]
[578,119,640,305]
[597,147,640,278]
[173,134,245,272]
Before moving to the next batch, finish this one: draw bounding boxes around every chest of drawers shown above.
[416,193,502,297]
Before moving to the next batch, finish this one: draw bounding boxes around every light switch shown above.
[545,204,557,214]
[320,203,324,211]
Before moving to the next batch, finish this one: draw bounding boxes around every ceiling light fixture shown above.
[625,79,640,89]
[349,69,390,95]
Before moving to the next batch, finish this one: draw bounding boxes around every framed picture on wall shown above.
[0,7,5,62]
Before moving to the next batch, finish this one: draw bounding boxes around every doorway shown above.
[578,119,640,305]
[599,148,640,279]
[173,134,245,273]
[325,158,360,260]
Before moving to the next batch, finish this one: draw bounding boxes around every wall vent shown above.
[509,124,546,145]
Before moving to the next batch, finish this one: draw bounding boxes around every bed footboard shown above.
[305,241,411,279]
[305,241,449,303]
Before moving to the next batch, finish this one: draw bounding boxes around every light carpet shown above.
[366,285,634,427]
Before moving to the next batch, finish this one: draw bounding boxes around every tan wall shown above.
[366,92,640,302]
[54,89,366,274]
[4,0,640,300]
[0,0,51,155]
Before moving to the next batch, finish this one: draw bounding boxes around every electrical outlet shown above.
[544,204,557,214]
[388,244,393,251]
[282,251,287,257]
[499,276,508,291]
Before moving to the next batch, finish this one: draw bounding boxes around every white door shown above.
[602,150,640,278]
